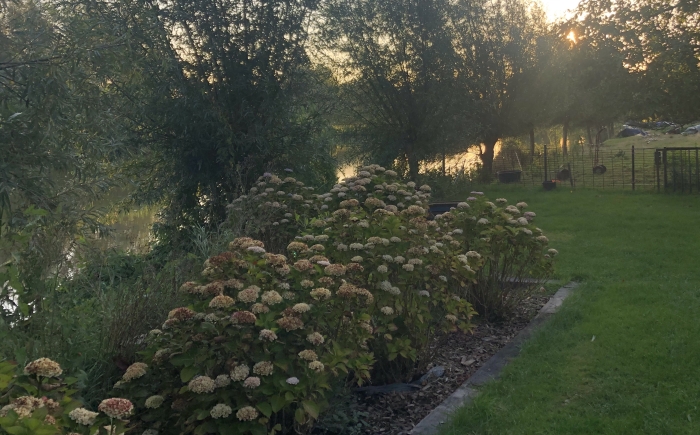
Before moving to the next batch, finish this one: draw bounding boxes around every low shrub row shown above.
[0,165,556,435]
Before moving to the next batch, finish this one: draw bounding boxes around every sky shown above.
[540,0,581,20]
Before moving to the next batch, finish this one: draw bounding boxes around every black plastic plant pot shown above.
[557,167,571,181]
[542,180,557,191]
[428,202,458,219]
[592,164,607,175]
[497,170,522,183]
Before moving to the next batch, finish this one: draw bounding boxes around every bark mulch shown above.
[341,293,550,435]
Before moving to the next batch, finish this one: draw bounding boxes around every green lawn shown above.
[604,131,700,151]
[438,187,700,435]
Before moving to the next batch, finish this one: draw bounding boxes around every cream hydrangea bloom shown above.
[298,350,318,361]
[236,406,259,421]
[188,376,216,394]
[210,404,232,419]
[69,408,99,426]
[231,364,250,382]
[308,361,324,372]
[23,358,62,378]
[307,332,324,345]
[123,362,147,382]
[145,395,164,409]
[243,377,261,389]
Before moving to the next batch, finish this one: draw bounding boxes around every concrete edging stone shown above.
[409,281,580,435]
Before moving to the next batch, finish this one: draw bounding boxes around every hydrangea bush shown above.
[225,174,319,254]
[117,164,556,434]
[437,194,556,319]
[293,166,478,382]
[118,237,375,435]
[0,358,131,435]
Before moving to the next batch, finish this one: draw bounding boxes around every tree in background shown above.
[452,0,547,177]
[537,22,634,153]
[317,0,475,180]
[90,0,335,242]
[573,0,700,125]
[0,0,129,236]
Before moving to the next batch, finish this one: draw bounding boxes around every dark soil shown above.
[351,293,550,435]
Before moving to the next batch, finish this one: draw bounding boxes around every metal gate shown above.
[658,147,700,193]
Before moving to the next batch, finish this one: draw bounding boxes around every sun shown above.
[567,31,577,43]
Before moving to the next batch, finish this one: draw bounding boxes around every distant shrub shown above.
[225,174,320,254]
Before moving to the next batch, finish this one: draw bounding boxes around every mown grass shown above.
[437,186,700,435]
[604,132,700,151]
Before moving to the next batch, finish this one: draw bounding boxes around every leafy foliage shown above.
[0,358,129,435]
[115,164,556,434]
[572,0,700,124]
[92,0,336,234]
[438,197,555,319]
[316,0,474,179]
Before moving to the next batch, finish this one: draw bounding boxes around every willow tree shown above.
[573,0,700,124]
[317,0,474,180]
[452,0,548,178]
[90,0,334,239]
[0,0,128,235]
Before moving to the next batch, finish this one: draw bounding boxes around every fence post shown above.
[543,145,548,182]
[696,148,699,194]
[632,145,636,191]
[568,162,574,188]
[663,148,668,192]
[655,150,661,192]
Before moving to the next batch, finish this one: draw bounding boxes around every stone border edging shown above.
[409,281,580,435]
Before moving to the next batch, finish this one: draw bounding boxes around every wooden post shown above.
[562,120,569,157]
[632,145,636,191]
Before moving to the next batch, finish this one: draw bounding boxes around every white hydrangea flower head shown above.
[243,377,261,389]
[69,408,99,426]
[211,403,233,419]
[145,395,164,409]
[188,376,216,394]
[215,374,231,388]
[231,365,250,382]
[236,406,259,421]
[253,361,274,376]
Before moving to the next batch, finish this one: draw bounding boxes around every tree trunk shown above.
[441,150,446,176]
[407,149,419,181]
[529,128,535,159]
[479,138,498,181]
[562,119,569,157]
[587,126,593,146]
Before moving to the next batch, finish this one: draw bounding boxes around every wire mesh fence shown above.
[490,145,700,193]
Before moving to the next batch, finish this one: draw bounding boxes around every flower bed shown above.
[316,293,550,434]
[0,164,556,435]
